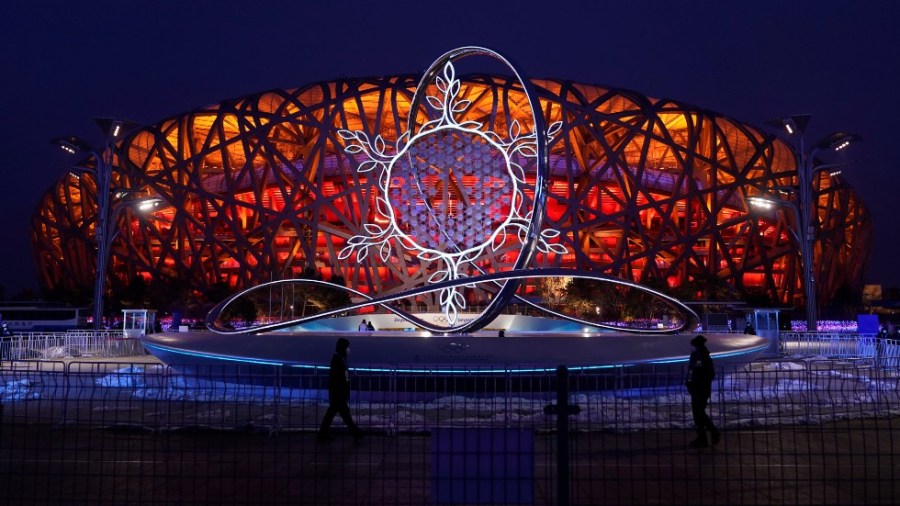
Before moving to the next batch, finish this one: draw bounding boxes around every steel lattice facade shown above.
[31,75,872,311]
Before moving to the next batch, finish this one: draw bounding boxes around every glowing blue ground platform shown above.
[141,330,769,375]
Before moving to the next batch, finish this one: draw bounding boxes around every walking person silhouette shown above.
[318,337,364,442]
[685,335,721,448]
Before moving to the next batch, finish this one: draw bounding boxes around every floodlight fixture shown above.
[765,114,811,136]
[94,118,140,139]
[748,197,775,210]
[815,131,862,152]
[137,198,163,211]
[52,135,94,155]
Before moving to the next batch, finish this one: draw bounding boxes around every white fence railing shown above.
[4,330,900,368]
[877,339,900,369]
[780,332,876,357]
[780,332,900,368]
[1,330,144,360]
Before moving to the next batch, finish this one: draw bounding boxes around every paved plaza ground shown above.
[1,417,897,505]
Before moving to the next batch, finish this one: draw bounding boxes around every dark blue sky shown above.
[2,0,898,297]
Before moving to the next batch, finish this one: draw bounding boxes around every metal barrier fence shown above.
[7,331,895,366]
[0,330,142,360]
[780,332,876,357]
[781,333,900,368]
[879,338,900,368]
[1,358,899,505]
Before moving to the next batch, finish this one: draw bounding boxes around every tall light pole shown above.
[53,119,141,329]
[762,115,861,332]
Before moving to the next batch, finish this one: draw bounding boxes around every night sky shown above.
[2,0,898,298]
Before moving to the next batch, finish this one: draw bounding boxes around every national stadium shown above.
[31,73,872,316]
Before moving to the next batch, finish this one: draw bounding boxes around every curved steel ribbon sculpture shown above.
[206,268,700,335]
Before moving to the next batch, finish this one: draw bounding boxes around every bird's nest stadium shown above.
[31,67,872,317]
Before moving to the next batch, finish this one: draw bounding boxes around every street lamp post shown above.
[53,119,141,329]
[762,115,861,332]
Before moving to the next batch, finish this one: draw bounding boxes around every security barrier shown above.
[780,332,900,369]
[0,330,141,360]
[1,358,898,505]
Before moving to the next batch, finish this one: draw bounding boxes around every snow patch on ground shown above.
[1,378,41,401]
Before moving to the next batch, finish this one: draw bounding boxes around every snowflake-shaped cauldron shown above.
[338,47,564,329]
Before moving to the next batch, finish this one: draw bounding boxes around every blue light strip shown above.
[646,343,771,365]
[141,342,286,367]
[144,341,769,376]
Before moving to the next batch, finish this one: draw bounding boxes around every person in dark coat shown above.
[318,337,363,441]
[0,314,11,361]
[685,335,720,447]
